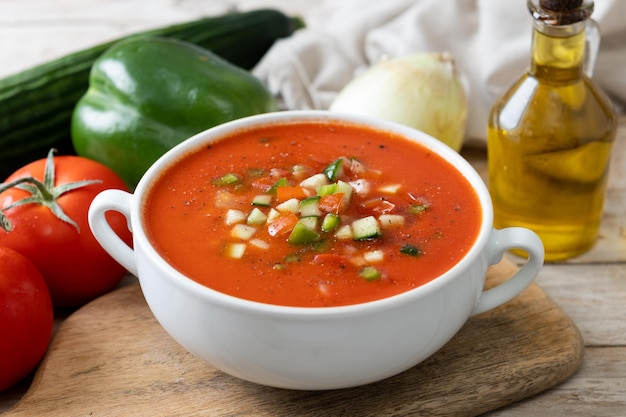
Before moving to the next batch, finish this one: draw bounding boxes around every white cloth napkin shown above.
[253,0,626,148]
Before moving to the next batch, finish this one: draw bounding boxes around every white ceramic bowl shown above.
[88,110,544,390]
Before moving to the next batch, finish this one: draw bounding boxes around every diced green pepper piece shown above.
[212,173,241,186]
[288,220,321,244]
[321,213,340,232]
[359,266,382,281]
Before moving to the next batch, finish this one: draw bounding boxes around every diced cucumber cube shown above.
[288,221,321,244]
[276,198,300,213]
[230,224,257,240]
[299,216,319,230]
[300,196,321,217]
[266,208,281,223]
[323,158,344,181]
[335,180,354,208]
[316,183,338,196]
[213,173,241,186]
[225,209,246,225]
[351,216,382,240]
[252,194,273,207]
[300,173,330,190]
[247,207,267,225]
[223,242,246,259]
[335,224,353,240]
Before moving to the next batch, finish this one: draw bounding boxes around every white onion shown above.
[330,52,468,151]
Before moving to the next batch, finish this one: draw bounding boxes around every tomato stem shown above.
[0,149,101,233]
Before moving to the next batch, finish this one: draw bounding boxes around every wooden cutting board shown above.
[2,259,583,417]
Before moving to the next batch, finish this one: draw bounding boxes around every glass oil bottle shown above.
[487,0,617,261]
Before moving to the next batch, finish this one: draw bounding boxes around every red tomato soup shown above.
[144,121,482,307]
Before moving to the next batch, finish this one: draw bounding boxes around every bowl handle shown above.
[471,227,545,316]
[88,189,138,276]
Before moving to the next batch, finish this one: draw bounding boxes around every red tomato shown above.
[0,246,53,391]
[0,151,132,308]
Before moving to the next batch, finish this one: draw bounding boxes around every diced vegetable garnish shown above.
[359,266,382,281]
[299,216,319,230]
[299,196,322,217]
[300,173,329,190]
[225,209,246,225]
[252,194,273,207]
[266,208,281,223]
[408,204,429,215]
[350,179,371,195]
[276,198,300,213]
[276,185,307,201]
[379,214,405,228]
[318,193,344,214]
[223,242,246,259]
[213,173,241,186]
[288,219,321,244]
[247,207,267,225]
[335,224,353,240]
[267,212,299,236]
[323,158,344,181]
[316,183,337,196]
[214,155,429,282]
[231,224,257,240]
[321,213,340,232]
[400,244,422,256]
[363,250,384,263]
[267,177,289,195]
[350,216,382,240]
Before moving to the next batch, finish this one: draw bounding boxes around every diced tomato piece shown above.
[318,193,345,214]
[267,212,299,237]
[312,253,346,266]
[358,198,396,215]
[251,176,279,192]
[276,186,308,202]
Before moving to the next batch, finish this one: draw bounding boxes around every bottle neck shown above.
[528,4,589,82]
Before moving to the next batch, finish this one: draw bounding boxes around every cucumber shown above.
[0,9,304,178]
[288,220,321,245]
[351,216,382,240]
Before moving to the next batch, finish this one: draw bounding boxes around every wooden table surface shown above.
[1,1,624,416]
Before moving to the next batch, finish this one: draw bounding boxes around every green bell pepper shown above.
[71,36,278,188]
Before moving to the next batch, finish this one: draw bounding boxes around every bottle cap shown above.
[528,0,593,25]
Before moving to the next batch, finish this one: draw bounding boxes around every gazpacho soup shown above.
[144,121,482,307]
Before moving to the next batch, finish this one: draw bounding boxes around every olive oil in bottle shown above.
[487,0,617,261]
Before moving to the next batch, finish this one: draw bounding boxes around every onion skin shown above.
[329,52,468,151]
